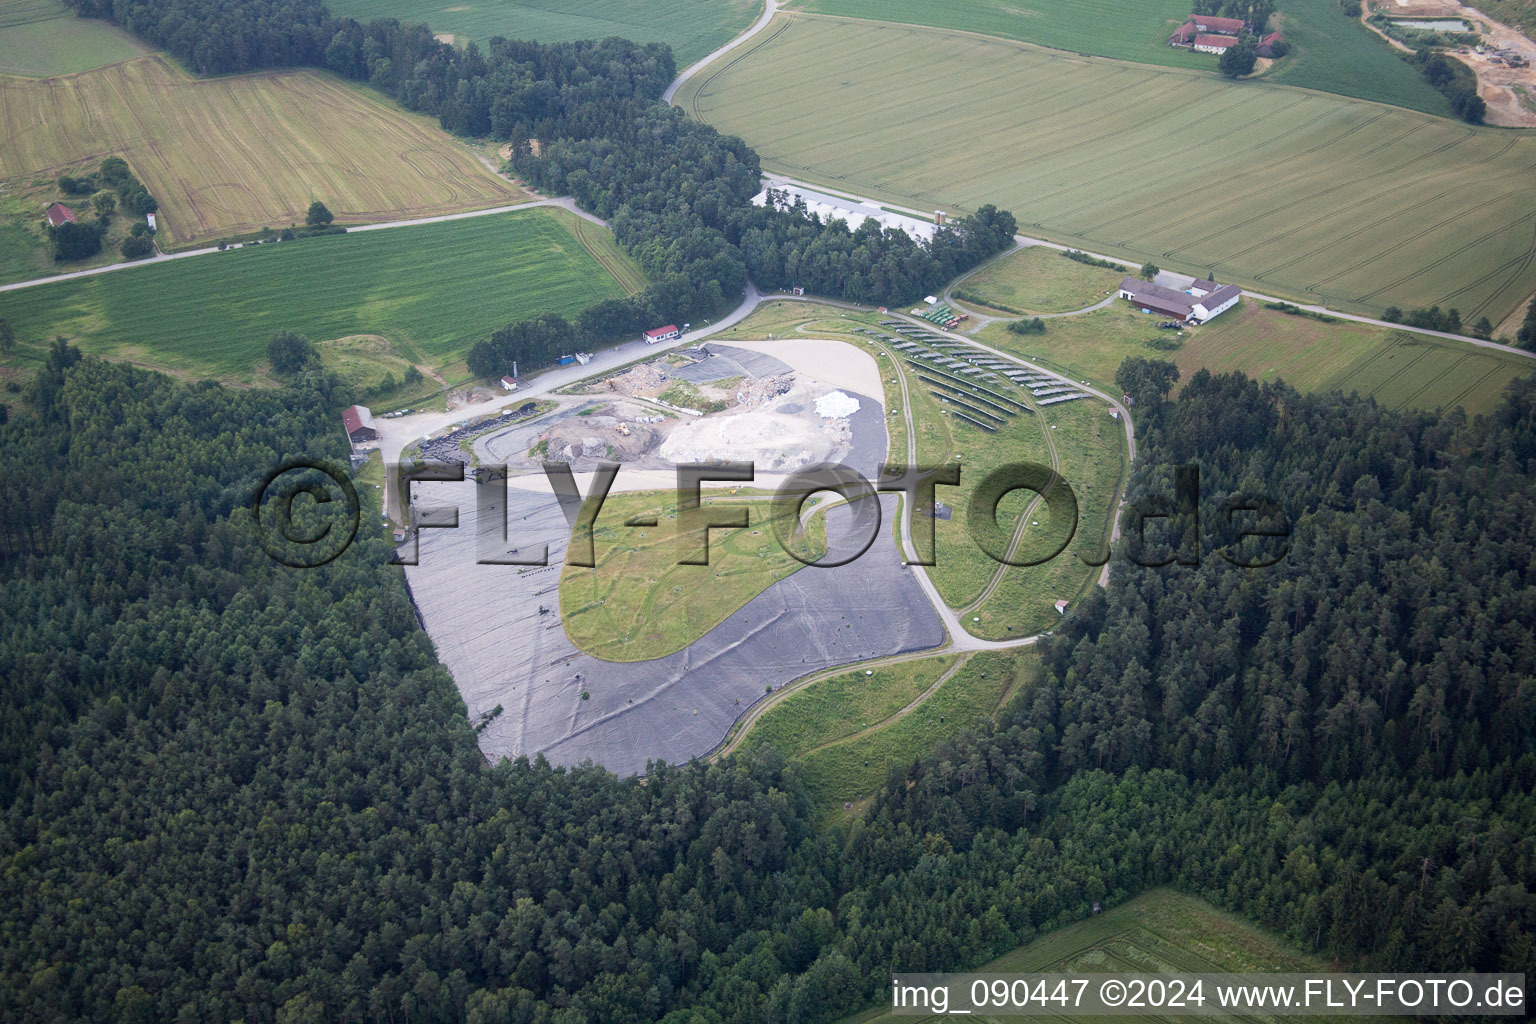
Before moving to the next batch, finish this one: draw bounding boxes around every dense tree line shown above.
[3,352,1534,1022]
[1412,49,1486,123]
[1382,303,1464,333]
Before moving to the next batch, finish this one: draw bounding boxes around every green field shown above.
[743,653,960,756]
[0,207,638,381]
[962,396,1125,641]
[1264,0,1453,113]
[978,299,1536,417]
[324,0,760,66]
[0,0,150,76]
[957,245,1123,314]
[559,489,827,662]
[682,15,1536,325]
[796,0,1451,114]
[794,650,1026,812]
[836,887,1416,1024]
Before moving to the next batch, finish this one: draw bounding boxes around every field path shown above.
[709,649,968,762]
[793,656,970,759]
[662,0,778,104]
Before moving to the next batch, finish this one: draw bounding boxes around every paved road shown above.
[662,0,779,104]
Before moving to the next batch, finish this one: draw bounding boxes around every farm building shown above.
[45,203,77,227]
[1192,13,1245,33]
[342,405,378,448]
[1192,284,1241,321]
[643,325,680,344]
[500,376,520,391]
[1118,277,1241,323]
[751,182,938,242]
[1256,31,1284,57]
[1194,33,1239,54]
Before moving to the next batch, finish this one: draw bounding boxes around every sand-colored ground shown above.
[722,338,884,401]
[1364,1,1536,126]
[659,381,856,470]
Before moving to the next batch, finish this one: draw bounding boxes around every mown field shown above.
[836,887,1416,1024]
[682,15,1536,325]
[0,55,522,246]
[560,489,827,662]
[0,207,634,380]
[0,0,150,76]
[978,300,1536,417]
[325,0,760,66]
[796,0,1450,114]
[957,244,1123,314]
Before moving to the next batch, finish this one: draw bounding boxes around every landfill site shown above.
[474,342,888,480]
[401,338,925,773]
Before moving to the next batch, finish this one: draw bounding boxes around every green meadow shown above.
[0,207,639,381]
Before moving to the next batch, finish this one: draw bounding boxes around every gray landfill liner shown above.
[403,483,944,776]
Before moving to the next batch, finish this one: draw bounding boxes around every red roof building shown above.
[342,404,377,445]
[45,203,77,227]
[642,324,680,344]
[1194,33,1240,53]
[1256,31,1285,57]
[1193,14,1246,33]
[1169,21,1197,44]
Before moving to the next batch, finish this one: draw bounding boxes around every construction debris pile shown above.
[733,373,793,408]
[417,402,540,464]
[535,402,662,464]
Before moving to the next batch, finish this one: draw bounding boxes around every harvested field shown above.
[682,15,1536,325]
[0,55,522,245]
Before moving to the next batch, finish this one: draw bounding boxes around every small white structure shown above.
[752,182,938,242]
[574,352,593,365]
[145,212,157,232]
[500,376,519,391]
[643,325,680,344]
